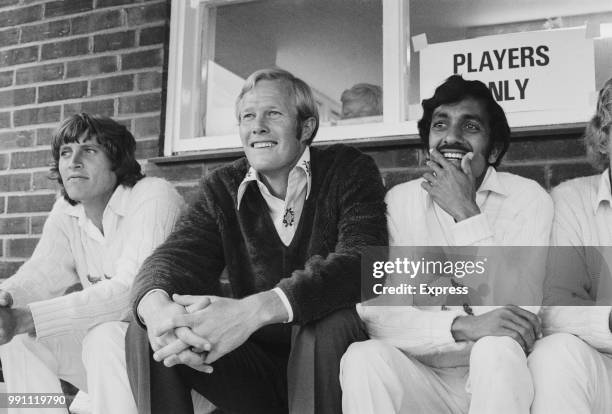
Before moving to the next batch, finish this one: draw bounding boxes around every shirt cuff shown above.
[272,287,293,323]
[451,213,494,245]
[137,289,170,325]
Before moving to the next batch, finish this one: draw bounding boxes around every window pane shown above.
[199,0,383,137]
[407,0,612,121]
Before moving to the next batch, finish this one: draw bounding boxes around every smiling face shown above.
[58,134,118,209]
[238,79,309,183]
[428,97,498,182]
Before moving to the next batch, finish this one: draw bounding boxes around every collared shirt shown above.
[543,169,612,353]
[235,147,312,323]
[358,167,553,367]
[237,147,312,246]
[0,177,183,339]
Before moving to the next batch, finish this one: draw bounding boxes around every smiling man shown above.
[0,113,183,414]
[340,75,553,414]
[126,68,387,414]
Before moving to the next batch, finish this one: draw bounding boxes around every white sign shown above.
[419,27,596,114]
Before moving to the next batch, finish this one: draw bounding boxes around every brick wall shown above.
[0,0,169,279]
[0,0,601,280]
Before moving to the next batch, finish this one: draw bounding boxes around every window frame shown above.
[163,0,594,157]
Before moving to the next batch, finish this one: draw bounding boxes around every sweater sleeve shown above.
[0,201,79,307]
[276,152,388,323]
[131,178,226,326]
[29,183,184,339]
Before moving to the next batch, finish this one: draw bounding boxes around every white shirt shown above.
[359,167,553,367]
[543,170,612,353]
[236,146,312,322]
[1,177,184,339]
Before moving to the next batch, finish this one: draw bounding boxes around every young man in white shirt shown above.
[528,77,612,414]
[0,113,184,414]
[340,75,553,414]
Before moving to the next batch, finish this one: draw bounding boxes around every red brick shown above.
[64,99,114,117]
[0,196,4,212]
[14,105,61,127]
[382,168,427,190]
[0,27,19,47]
[0,130,34,150]
[0,155,7,172]
[20,19,71,43]
[175,184,199,205]
[134,138,158,159]
[137,71,161,91]
[549,162,600,188]
[0,87,36,109]
[0,261,23,279]
[16,63,64,85]
[364,148,395,169]
[134,116,160,137]
[44,0,93,18]
[30,215,47,234]
[10,149,53,169]
[118,92,161,114]
[66,56,117,78]
[38,81,88,103]
[139,25,165,46]
[94,31,135,53]
[96,0,134,7]
[0,0,19,8]
[36,127,56,146]
[504,136,586,162]
[0,111,10,128]
[33,170,58,190]
[71,10,122,35]
[91,74,134,96]
[0,5,42,27]
[126,2,168,25]
[122,49,162,70]
[0,217,28,235]
[0,173,30,191]
[7,238,39,258]
[0,46,38,68]
[0,70,12,87]
[145,162,204,182]
[41,37,89,61]
[7,194,56,213]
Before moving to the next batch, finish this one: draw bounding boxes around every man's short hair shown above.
[235,68,319,145]
[50,113,144,205]
[417,75,511,167]
[585,77,612,170]
[341,83,383,118]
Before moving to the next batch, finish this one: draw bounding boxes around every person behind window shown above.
[529,77,612,414]
[340,83,383,119]
[0,113,184,414]
[126,68,388,414]
[340,75,553,414]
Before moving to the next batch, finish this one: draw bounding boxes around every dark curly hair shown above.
[49,113,144,205]
[417,75,511,167]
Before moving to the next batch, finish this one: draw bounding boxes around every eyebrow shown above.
[432,111,486,125]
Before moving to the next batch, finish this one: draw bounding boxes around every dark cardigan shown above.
[131,144,388,324]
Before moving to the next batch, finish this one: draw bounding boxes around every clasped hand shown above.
[148,294,261,373]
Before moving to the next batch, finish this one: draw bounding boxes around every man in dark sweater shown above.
[126,68,387,414]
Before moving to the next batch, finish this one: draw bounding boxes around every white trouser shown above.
[340,336,533,414]
[528,333,612,414]
[0,321,137,414]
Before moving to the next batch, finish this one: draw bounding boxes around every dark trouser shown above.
[126,308,367,414]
